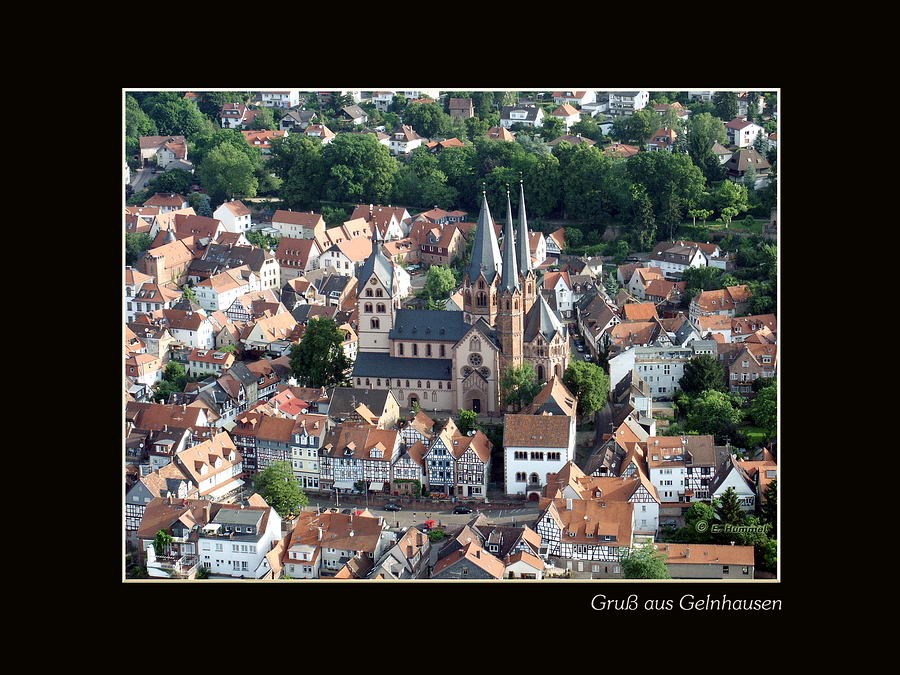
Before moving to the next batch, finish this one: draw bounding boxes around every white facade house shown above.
[608,341,718,401]
[500,105,544,128]
[648,243,708,279]
[687,91,715,101]
[198,505,282,578]
[372,91,395,112]
[504,414,576,497]
[194,268,256,313]
[608,91,649,116]
[260,91,300,108]
[213,200,253,233]
[725,119,765,149]
[711,460,757,511]
[545,272,574,318]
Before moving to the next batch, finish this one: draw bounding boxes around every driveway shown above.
[130,167,156,193]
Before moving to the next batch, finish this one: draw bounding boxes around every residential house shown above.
[365,527,432,579]
[276,237,321,282]
[197,501,283,578]
[389,125,427,155]
[608,91,649,117]
[689,285,752,325]
[260,91,300,108]
[425,138,465,153]
[551,91,596,106]
[240,311,299,355]
[240,129,286,154]
[135,497,210,578]
[551,103,581,130]
[608,340,718,401]
[725,117,765,148]
[350,204,412,239]
[318,424,401,495]
[194,266,256,312]
[724,147,772,187]
[500,104,544,128]
[487,125,515,141]
[139,136,188,167]
[127,282,182,322]
[302,124,336,145]
[186,348,235,379]
[319,237,373,276]
[143,192,189,213]
[626,266,665,300]
[213,200,253,234]
[220,103,250,129]
[711,140,733,165]
[271,209,326,241]
[193,243,280,291]
[222,289,284,323]
[649,240,709,279]
[339,105,368,125]
[575,293,621,360]
[658,543,755,579]
[644,434,730,503]
[718,342,777,395]
[604,143,640,158]
[542,271,575,318]
[448,97,474,120]
[279,109,317,132]
[737,92,765,118]
[281,509,388,578]
[327,387,400,429]
[646,127,678,152]
[504,377,578,498]
[709,455,759,510]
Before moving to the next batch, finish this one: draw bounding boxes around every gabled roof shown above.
[523,293,565,342]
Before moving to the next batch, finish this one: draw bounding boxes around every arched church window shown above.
[376,303,386,313]
[364,303,372,313]
[470,338,481,352]
[365,289,373,297]
[371,318,380,329]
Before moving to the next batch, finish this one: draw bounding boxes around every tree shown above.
[187,191,212,217]
[570,117,604,143]
[715,487,745,527]
[611,109,657,144]
[403,102,449,139]
[629,183,656,250]
[686,389,744,443]
[564,226,583,250]
[712,92,738,121]
[612,239,631,265]
[195,566,211,579]
[684,501,717,542]
[253,461,308,517]
[719,206,739,229]
[146,169,194,196]
[501,363,541,411]
[153,530,173,556]
[289,317,351,388]
[321,134,399,204]
[268,134,325,209]
[246,230,279,251]
[198,143,258,204]
[125,232,153,266]
[181,285,197,303]
[626,151,707,227]
[603,271,619,298]
[759,537,777,573]
[423,265,456,302]
[760,479,777,536]
[679,354,726,394]
[620,545,671,579]
[457,409,479,435]
[248,107,275,131]
[563,360,610,420]
[394,147,457,209]
[538,115,565,142]
[686,112,727,169]
[749,384,777,439]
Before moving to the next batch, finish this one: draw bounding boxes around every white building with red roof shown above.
[213,199,253,233]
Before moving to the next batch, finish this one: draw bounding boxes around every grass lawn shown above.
[676,218,764,239]
[738,425,768,446]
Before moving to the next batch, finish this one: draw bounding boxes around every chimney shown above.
[566,498,573,511]
[317,527,323,541]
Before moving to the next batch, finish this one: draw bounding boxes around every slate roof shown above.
[524,294,566,342]
[351,353,453,380]
[467,191,502,284]
[499,190,519,292]
[389,309,469,341]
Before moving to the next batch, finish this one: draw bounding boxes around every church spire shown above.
[516,179,532,275]
[467,189,502,284]
[500,186,519,293]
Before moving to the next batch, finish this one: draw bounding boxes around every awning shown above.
[333,480,355,490]
[369,482,385,491]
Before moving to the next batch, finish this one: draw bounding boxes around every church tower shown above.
[496,188,523,378]
[517,180,538,315]
[356,223,398,353]
[463,190,502,326]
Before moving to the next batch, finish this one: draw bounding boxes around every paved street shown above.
[130,166,156,193]
[301,497,539,531]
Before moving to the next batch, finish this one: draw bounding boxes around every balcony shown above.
[150,553,200,578]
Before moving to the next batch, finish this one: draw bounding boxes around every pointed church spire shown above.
[516,179,532,275]
[500,186,519,292]
[467,188,502,284]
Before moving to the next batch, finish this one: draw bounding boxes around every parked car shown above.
[383,503,402,512]
[340,508,352,514]
[452,505,474,514]
[583,354,592,361]
[576,344,585,352]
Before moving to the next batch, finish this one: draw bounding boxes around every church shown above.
[350,183,569,415]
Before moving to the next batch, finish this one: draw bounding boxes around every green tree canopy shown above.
[749,384,777,439]
[685,389,744,443]
[198,143,259,204]
[715,486,745,527]
[289,317,351,388]
[679,354,727,395]
[457,409,479,435]
[501,363,542,412]
[321,133,400,204]
[253,461,308,517]
[712,92,738,121]
[403,102,450,138]
[563,360,610,419]
[620,544,672,579]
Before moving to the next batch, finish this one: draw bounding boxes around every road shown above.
[130,167,156,194]
[302,498,540,530]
